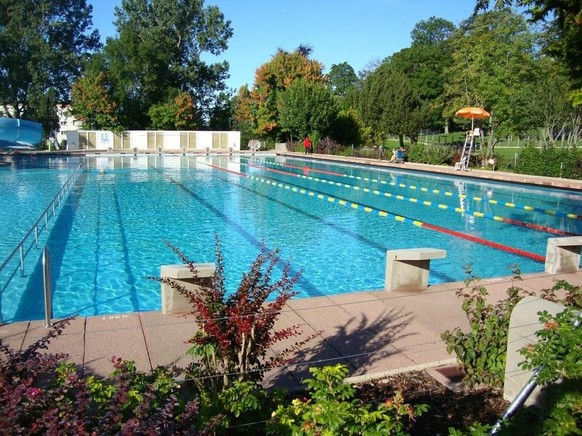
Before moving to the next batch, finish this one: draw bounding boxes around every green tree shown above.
[387,42,454,131]
[207,90,234,131]
[71,71,119,130]
[327,62,358,97]
[475,0,582,92]
[233,85,256,147]
[85,0,232,129]
[410,16,456,46]
[331,108,364,146]
[513,57,579,144]
[360,64,424,147]
[278,79,339,142]
[0,0,100,120]
[148,92,197,130]
[393,17,456,131]
[443,9,538,155]
[235,46,325,141]
[27,87,60,141]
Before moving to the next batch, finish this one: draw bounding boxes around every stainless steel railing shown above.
[42,247,53,327]
[0,162,83,294]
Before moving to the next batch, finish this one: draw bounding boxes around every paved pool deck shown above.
[1,271,580,389]
[277,151,582,191]
[1,152,581,389]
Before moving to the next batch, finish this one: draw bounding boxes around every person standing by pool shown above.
[303,136,312,154]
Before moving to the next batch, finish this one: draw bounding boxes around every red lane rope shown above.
[274,161,345,177]
[202,162,249,177]
[421,222,546,263]
[199,159,546,264]
[247,162,300,176]
[499,217,576,236]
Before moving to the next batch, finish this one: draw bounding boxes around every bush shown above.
[315,136,342,155]
[515,143,582,179]
[441,266,532,389]
[495,308,582,435]
[267,364,428,435]
[159,237,314,388]
[442,268,582,390]
[156,236,319,430]
[408,142,455,165]
[0,318,208,435]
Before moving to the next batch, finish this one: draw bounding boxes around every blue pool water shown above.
[1,154,581,322]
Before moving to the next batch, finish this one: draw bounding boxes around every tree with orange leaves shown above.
[71,72,119,131]
[234,45,326,142]
[148,92,198,130]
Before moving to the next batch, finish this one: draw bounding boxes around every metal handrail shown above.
[490,311,582,434]
[0,162,83,279]
[42,247,52,328]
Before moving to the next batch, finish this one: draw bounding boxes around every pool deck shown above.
[277,151,582,191]
[1,271,580,389]
[1,152,581,389]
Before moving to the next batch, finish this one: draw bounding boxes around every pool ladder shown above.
[0,162,83,325]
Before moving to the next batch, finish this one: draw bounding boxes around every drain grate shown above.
[427,365,466,393]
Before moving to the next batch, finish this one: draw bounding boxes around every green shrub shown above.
[442,268,582,390]
[267,364,428,435]
[515,309,582,435]
[408,142,455,165]
[441,267,532,389]
[494,308,582,435]
[515,143,582,179]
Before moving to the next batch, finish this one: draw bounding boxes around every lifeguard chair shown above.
[455,128,482,171]
[454,107,490,171]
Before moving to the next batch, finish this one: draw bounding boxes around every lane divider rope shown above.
[241,160,576,237]
[240,156,582,221]
[242,172,546,263]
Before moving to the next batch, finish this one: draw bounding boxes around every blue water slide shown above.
[0,117,42,149]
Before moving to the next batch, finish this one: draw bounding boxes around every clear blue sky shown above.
[89,0,478,91]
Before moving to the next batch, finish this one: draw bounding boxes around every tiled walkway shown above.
[1,271,580,389]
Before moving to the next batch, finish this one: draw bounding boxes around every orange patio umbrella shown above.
[455,107,490,129]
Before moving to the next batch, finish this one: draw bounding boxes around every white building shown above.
[56,104,81,144]
[65,129,241,152]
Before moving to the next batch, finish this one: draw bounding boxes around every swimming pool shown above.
[1,153,581,322]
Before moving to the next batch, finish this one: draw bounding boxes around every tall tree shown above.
[410,16,456,46]
[207,91,234,131]
[78,0,232,129]
[233,85,256,146]
[474,0,582,94]
[278,79,339,141]
[234,46,325,141]
[71,71,118,130]
[443,9,537,154]
[27,88,60,138]
[0,0,100,121]
[327,62,358,98]
[331,108,366,146]
[514,57,581,144]
[360,64,424,147]
[387,17,456,131]
[148,92,197,130]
